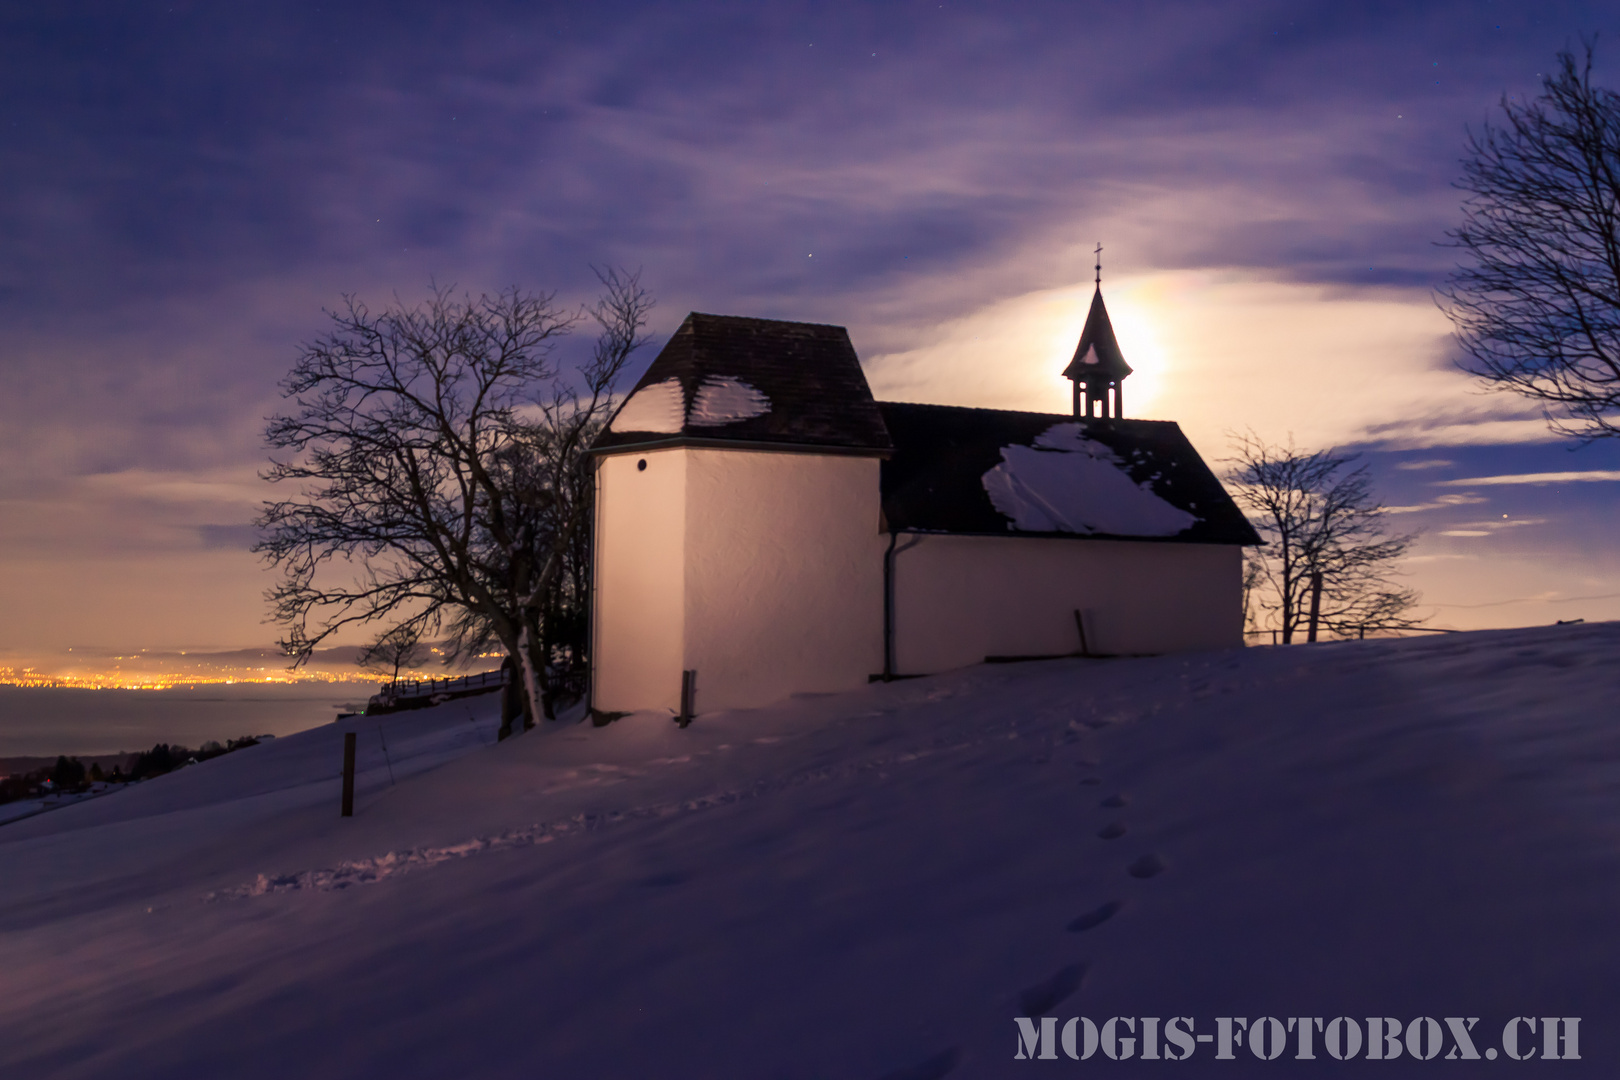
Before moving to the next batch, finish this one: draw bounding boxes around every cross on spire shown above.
[1094,242,1102,287]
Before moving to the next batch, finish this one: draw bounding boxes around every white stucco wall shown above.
[890,535,1243,673]
[590,449,687,714]
[591,446,885,715]
[682,449,884,712]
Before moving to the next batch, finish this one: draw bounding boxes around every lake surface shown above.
[0,683,379,757]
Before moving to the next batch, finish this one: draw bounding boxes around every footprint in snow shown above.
[1096,822,1127,840]
[877,1046,961,1080]
[1127,854,1167,879]
[1101,793,1128,808]
[1067,901,1123,933]
[1019,963,1087,1015]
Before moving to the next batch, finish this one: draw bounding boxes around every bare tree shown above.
[359,619,427,695]
[1228,434,1424,644]
[255,269,653,731]
[1439,41,1620,439]
[1240,549,1266,637]
[440,316,635,727]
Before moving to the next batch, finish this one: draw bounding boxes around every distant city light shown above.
[0,667,376,690]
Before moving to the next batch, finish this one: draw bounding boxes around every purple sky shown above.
[3,0,1620,667]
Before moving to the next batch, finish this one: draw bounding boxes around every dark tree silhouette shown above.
[1229,434,1424,644]
[50,756,86,790]
[359,620,426,693]
[256,270,653,730]
[1440,41,1620,440]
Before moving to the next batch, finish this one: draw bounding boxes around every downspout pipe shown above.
[585,458,601,714]
[883,530,923,680]
[883,532,897,680]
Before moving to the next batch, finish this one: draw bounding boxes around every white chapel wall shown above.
[681,449,885,712]
[891,535,1243,673]
[591,449,688,713]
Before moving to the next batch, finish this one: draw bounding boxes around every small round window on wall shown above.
[637,459,647,471]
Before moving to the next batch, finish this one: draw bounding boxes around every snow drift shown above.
[3,623,1619,1077]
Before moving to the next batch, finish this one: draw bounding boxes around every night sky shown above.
[4,1,1619,669]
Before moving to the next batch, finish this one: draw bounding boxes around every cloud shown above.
[0,0,1611,649]
[1429,589,1620,610]
[0,465,267,559]
[1384,493,1488,514]
[865,269,1553,457]
[1435,471,1620,486]
[196,524,262,550]
[1439,517,1547,537]
[1395,458,1454,470]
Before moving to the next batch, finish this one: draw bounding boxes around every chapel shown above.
[587,284,1259,717]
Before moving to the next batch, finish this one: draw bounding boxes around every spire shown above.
[1062,253,1132,419]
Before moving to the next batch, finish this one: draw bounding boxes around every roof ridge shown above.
[686,311,849,332]
[877,400,1176,425]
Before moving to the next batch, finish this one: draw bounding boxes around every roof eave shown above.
[880,525,1263,546]
[1061,359,1134,381]
[589,434,894,458]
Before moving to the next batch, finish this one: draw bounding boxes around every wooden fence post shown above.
[341,731,357,817]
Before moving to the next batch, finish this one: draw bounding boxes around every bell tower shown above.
[1062,245,1133,419]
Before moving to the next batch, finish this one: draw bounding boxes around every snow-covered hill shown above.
[3,624,1618,1078]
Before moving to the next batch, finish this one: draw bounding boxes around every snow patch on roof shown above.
[982,422,1200,536]
[688,376,770,427]
[609,379,685,434]
[608,376,769,434]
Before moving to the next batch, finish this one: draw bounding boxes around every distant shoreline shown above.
[0,675,381,691]
[0,752,142,779]
[0,682,365,759]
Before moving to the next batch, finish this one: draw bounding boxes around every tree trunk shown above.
[1280,576,1296,645]
[1307,570,1324,643]
[498,654,522,741]
[1279,544,1297,645]
[516,622,549,727]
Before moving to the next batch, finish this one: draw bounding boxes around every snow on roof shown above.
[878,402,1260,545]
[607,375,772,435]
[687,376,771,427]
[592,313,891,454]
[608,378,685,434]
[981,423,1200,536]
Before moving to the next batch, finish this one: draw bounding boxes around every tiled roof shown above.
[592,311,1255,545]
[591,313,893,454]
[878,402,1260,545]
